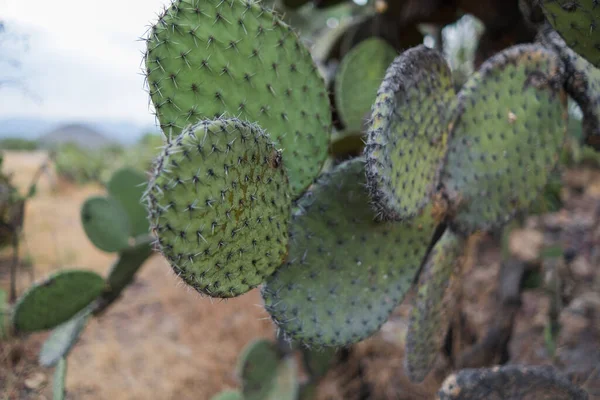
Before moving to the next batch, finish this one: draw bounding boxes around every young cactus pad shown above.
[144,0,332,196]
[540,0,600,68]
[365,45,455,221]
[237,339,298,400]
[539,26,600,149]
[405,228,465,383]
[262,158,439,347]
[107,167,150,237]
[81,196,131,253]
[437,365,589,400]
[39,308,92,367]
[146,118,291,298]
[334,37,397,131]
[441,44,567,235]
[12,270,105,332]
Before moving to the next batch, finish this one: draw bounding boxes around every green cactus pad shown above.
[302,347,337,378]
[210,391,243,400]
[146,118,291,298]
[262,158,439,347]
[12,270,105,333]
[441,44,567,235]
[107,167,150,238]
[437,365,589,400]
[237,339,298,400]
[539,26,600,150]
[53,358,67,400]
[39,308,91,367]
[81,196,131,253]
[144,0,331,196]
[405,229,464,383]
[365,45,455,221]
[334,37,397,131]
[98,238,154,311]
[540,0,600,68]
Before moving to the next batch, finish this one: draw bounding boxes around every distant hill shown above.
[0,117,160,145]
[38,123,112,150]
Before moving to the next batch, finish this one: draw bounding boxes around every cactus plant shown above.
[12,270,105,333]
[81,196,132,253]
[540,0,600,68]
[441,44,567,235]
[144,0,331,196]
[262,158,439,347]
[53,358,68,400]
[107,167,150,238]
[365,45,455,220]
[146,118,291,298]
[39,307,92,367]
[437,365,589,399]
[334,37,397,131]
[405,229,465,383]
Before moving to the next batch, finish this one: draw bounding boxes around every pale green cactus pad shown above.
[107,167,150,237]
[237,339,298,400]
[262,158,439,347]
[81,196,131,253]
[302,347,337,378]
[365,45,455,221]
[437,365,589,400]
[538,25,600,149]
[146,118,291,298]
[144,0,331,196]
[53,358,67,400]
[334,37,397,131]
[210,391,243,400]
[441,44,568,235]
[13,270,105,333]
[405,229,464,383]
[39,308,92,367]
[540,0,600,68]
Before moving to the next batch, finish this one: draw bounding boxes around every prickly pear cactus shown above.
[12,270,105,333]
[437,365,589,400]
[237,339,298,400]
[211,391,243,400]
[53,358,67,400]
[81,196,131,253]
[405,229,465,383]
[540,0,600,68]
[39,308,92,367]
[146,118,291,298]
[262,158,439,347]
[334,37,397,131]
[441,44,568,235]
[365,45,455,221]
[107,167,150,238]
[144,0,331,196]
[538,25,600,150]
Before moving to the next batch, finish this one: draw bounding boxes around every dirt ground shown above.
[1,150,599,399]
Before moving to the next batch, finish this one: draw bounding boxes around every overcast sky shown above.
[1,0,168,125]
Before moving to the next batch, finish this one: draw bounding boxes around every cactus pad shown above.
[81,196,131,253]
[437,365,589,400]
[146,118,291,298]
[13,270,105,332]
[107,167,150,238]
[441,44,567,235]
[539,26,600,150]
[53,358,67,400]
[211,391,243,400]
[262,158,438,347]
[302,347,337,378]
[39,308,91,367]
[405,229,464,383]
[237,339,298,400]
[99,238,154,309]
[540,0,600,68]
[144,0,331,196]
[334,37,397,131]
[365,45,455,221]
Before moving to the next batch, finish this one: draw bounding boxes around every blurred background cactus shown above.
[1,0,599,398]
